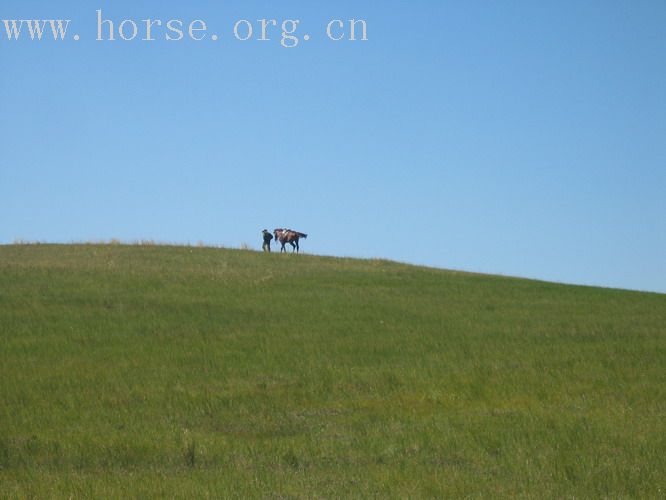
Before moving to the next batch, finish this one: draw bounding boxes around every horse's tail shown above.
[296,232,308,239]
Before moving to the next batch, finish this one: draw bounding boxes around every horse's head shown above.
[273,229,281,241]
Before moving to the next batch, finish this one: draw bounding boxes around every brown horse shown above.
[273,228,308,253]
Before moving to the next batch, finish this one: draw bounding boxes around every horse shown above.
[273,228,308,253]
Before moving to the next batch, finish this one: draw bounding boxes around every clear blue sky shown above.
[2,1,665,293]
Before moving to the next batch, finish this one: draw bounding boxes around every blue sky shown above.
[1,1,665,293]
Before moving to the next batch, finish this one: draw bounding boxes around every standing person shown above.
[262,229,273,252]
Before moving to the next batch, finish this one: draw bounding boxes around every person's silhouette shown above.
[262,229,273,252]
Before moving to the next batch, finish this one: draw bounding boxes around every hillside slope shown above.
[1,244,665,497]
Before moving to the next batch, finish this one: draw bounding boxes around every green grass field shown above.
[1,244,664,498]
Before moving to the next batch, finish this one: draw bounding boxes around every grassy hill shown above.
[1,244,664,497]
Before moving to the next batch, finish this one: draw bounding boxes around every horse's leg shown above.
[295,239,299,253]
[290,241,296,253]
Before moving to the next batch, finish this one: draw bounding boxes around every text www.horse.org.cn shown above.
[0,10,369,47]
